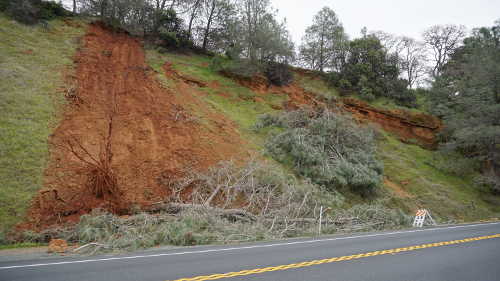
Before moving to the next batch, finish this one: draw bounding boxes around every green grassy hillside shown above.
[145,47,500,222]
[0,14,86,239]
[1,15,498,243]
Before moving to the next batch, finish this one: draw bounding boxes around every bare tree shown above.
[186,0,203,38]
[422,24,466,78]
[369,30,404,56]
[399,37,426,88]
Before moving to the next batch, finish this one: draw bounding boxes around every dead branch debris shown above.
[146,202,257,223]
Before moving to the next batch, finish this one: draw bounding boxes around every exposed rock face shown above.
[342,98,442,149]
[48,239,68,253]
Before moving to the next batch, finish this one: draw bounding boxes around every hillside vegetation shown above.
[0,12,498,248]
[0,14,86,240]
[146,46,499,220]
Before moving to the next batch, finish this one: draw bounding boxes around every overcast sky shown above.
[270,0,500,44]
[61,0,499,45]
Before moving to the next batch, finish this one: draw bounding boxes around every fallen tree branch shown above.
[145,202,257,222]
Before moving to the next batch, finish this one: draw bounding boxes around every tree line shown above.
[2,1,497,193]
[297,7,469,106]
[429,20,500,194]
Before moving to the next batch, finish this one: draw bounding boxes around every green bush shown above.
[221,60,261,79]
[38,1,68,20]
[265,62,293,86]
[0,0,9,11]
[256,109,383,196]
[474,174,500,195]
[360,86,375,102]
[5,0,68,25]
[338,78,352,90]
[209,55,226,72]
[158,29,179,47]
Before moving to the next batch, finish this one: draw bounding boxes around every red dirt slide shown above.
[24,23,247,230]
[236,73,441,149]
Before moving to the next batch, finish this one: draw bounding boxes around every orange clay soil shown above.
[234,73,441,149]
[341,98,442,149]
[23,23,248,230]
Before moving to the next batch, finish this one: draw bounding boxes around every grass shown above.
[0,242,47,250]
[295,72,428,113]
[378,131,500,222]
[1,15,497,247]
[0,14,86,238]
[296,73,339,100]
[147,49,500,223]
[370,96,425,113]
[145,48,286,146]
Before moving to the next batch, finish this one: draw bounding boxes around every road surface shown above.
[1,222,499,281]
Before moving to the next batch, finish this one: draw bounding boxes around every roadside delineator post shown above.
[412,209,436,227]
[318,206,323,235]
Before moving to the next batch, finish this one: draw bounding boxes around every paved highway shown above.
[1,222,499,281]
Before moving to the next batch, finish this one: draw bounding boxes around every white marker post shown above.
[318,206,323,235]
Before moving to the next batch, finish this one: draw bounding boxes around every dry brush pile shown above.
[22,160,409,254]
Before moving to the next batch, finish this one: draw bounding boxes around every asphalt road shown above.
[1,222,499,281]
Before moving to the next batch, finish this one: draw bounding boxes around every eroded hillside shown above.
[25,22,249,230]
[2,19,498,236]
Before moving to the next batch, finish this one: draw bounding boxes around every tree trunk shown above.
[188,0,202,39]
[202,0,216,50]
[73,0,76,14]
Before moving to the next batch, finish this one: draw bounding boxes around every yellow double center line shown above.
[171,233,500,281]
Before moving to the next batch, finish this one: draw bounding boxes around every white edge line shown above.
[1,222,499,270]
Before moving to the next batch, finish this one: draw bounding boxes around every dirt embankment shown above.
[233,74,441,149]
[342,98,442,149]
[24,23,246,230]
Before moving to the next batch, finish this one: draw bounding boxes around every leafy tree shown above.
[430,20,500,194]
[298,6,348,72]
[238,0,294,64]
[342,35,399,97]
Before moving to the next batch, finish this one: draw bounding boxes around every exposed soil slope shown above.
[233,74,441,149]
[25,23,246,230]
[342,98,442,149]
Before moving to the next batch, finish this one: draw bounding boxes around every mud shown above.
[24,23,246,230]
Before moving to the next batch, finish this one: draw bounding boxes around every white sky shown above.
[270,0,500,44]
[61,0,499,45]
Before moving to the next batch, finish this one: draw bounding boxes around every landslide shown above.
[233,72,441,149]
[25,22,247,230]
[342,98,442,149]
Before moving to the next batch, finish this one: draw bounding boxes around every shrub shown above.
[5,0,68,25]
[360,86,375,102]
[389,81,418,108]
[220,60,261,79]
[256,109,383,196]
[0,0,9,12]
[158,29,179,48]
[338,78,352,90]
[6,0,40,25]
[158,29,193,50]
[474,174,500,195]
[38,1,68,20]
[209,55,226,72]
[265,62,293,86]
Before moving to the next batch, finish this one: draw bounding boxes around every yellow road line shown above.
[170,233,500,281]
